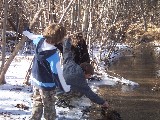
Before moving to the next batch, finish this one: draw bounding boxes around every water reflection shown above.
[156,70,160,77]
[103,44,160,120]
[121,85,137,92]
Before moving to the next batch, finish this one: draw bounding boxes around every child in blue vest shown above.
[23,23,70,120]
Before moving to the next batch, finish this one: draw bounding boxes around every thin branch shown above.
[29,7,46,28]
[59,0,75,24]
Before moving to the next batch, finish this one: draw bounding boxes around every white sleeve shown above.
[56,61,70,92]
[22,30,42,40]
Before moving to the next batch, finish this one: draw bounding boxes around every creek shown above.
[95,44,160,120]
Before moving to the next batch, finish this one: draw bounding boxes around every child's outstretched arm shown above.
[23,30,42,40]
[22,30,43,45]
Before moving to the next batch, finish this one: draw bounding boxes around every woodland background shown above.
[0,0,160,84]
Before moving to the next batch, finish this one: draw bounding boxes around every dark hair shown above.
[76,32,83,40]
[72,32,85,47]
[43,23,66,44]
[80,62,94,75]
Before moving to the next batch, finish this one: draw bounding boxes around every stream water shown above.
[93,44,160,120]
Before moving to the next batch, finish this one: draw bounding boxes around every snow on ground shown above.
[0,56,32,120]
[0,42,140,120]
[0,55,139,120]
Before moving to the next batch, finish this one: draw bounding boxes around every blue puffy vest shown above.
[31,38,57,90]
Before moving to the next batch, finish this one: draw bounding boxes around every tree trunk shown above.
[23,58,33,85]
[87,0,93,52]
[82,0,89,39]
[140,1,147,31]
[0,0,8,84]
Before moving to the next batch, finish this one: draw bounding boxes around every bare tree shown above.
[0,8,45,84]
[0,0,8,84]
